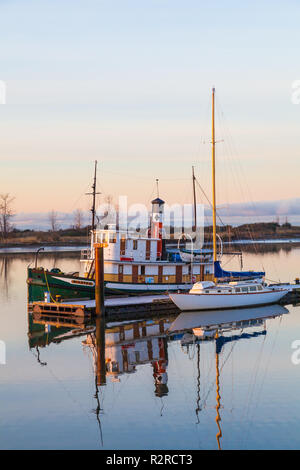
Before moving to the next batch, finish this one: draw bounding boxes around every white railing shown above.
[80,249,93,260]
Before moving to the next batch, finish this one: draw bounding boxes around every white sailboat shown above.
[169,88,290,311]
[169,279,289,311]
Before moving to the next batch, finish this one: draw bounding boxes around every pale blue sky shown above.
[0,0,299,213]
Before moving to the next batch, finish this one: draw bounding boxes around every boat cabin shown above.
[80,229,215,288]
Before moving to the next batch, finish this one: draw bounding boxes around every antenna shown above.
[156,178,160,198]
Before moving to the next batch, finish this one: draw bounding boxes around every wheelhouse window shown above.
[235,287,241,293]
[133,240,138,250]
[241,287,248,293]
[141,265,145,275]
[249,286,257,292]
[109,232,116,243]
[120,236,126,255]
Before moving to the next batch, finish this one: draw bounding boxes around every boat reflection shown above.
[27,302,289,449]
[168,303,289,450]
[168,304,289,336]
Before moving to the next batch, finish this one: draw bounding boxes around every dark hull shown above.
[27,268,186,302]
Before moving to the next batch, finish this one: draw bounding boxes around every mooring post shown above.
[94,242,105,317]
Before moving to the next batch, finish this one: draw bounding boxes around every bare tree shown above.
[74,208,83,230]
[48,210,59,232]
[0,193,15,239]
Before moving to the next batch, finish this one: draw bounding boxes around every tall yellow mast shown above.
[212,87,217,263]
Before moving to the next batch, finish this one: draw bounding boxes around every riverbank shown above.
[1,222,300,248]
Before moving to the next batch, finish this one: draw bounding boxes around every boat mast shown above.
[192,166,197,233]
[212,87,217,263]
[91,160,98,232]
[86,160,100,233]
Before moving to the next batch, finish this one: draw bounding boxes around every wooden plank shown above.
[132,265,138,283]
[158,265,163,284]
[176,265,182,283]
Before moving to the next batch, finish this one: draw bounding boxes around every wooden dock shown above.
[29,283,300,323]
[29,294,180,322]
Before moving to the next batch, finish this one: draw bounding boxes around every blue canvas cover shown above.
[214,261,265,279]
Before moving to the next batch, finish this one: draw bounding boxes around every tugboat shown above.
[27,195,216,301]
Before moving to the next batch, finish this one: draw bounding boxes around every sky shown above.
[0,0,299,221]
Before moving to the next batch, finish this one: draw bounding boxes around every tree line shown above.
[0,194,86,240]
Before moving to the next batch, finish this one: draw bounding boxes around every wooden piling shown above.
[94,243,105,317]
[96,315,106,385]
[94,242,106,384]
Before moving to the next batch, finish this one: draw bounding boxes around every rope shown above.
[43,269,59,304]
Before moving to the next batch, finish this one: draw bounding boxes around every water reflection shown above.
[0,256,12,300]
[169,304,288,450]
[27,302,289,449]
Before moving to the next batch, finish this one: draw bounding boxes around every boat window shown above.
[141,265,145,275]
[228,289,232,293]
[241,287,248,293]
[217,290,222,293]
[249,286,257,292]
[257,285,263,291]
[109,232,116,243]
[120,237,126,255]
[133,240,138,250]
[235,287,241,293]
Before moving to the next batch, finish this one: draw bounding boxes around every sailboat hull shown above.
[169,289,289,311]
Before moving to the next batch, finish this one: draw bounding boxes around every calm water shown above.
[1,247,300,450]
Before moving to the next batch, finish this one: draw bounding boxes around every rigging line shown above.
[159,397,165,417]
[221,254,238,267]
[243,316,283,448]
[217,102,267,262]
[201,337,239,409]
[217,130,253,248]
[215,99,258,240]
[240,329,268,433]
[195,178,226,228]
[39,357,99,427]
[169,342,195,417]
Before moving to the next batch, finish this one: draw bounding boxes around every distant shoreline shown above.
[0,238,300,256]
[1,222,300,252]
